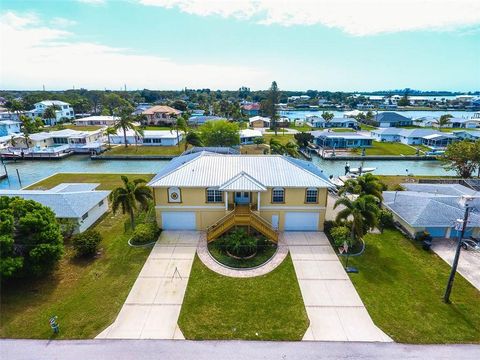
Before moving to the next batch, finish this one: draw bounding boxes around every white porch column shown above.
[257,192,260,211]
[225,191,228,211]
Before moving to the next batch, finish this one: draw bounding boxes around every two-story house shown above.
[29,100,75,125]
[148,152,333,241]
[0,120,21,136]
[142,105,181,126]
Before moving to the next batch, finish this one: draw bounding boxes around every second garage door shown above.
[284,212,319,231]
[161,212,196,230]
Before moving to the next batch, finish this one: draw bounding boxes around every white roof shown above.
[239,129,262,138]
[75,116,119,122]
[148,153,333,189]
[113,129,179,138]
[0,120,21,125]
[249,116,270,123]
[0,184,110,218]
[35,100,70,106]
[218,171,267,191]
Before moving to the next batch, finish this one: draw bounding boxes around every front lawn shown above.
[26,173,154,190]
[105,144,185,156]
[263,133,295,146]
[141,126,172,130]
[1,173,155,339]
[365,141,419,156]
[345,229,480,343]
[331,128,355,132]
[178,254,309,340]
[377,175,458,190]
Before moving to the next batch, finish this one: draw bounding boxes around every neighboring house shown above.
[371,128,442,145]
[446,118,480,129]
[0,183,110,233]
[241,102,260,116]
[422,133,458,149]
[374,112,413,127]
[188,115,224,126]
[147,152,333,234]
[0,111,27,121]
[110,129,182,146]
[74,116,119,127]
[383,183,480,239]
[142,105,181,126]
[412,116,438,128]
[133,103,152,115]
[0,120,21,136]
[249,116,271,128]
[29,100,75,125]
[453,130,480,141]
[311,130,373,148]
[307,116,358,129]
[239,129,263,144]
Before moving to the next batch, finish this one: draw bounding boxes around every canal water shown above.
[0,155,454,190]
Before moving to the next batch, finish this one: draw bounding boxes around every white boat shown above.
[349,167,376,174]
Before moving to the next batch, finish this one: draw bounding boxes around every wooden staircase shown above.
[206,205,278,242]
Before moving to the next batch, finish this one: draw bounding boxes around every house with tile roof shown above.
[148,152,333,240]
[0,183,110,233]
[383,183,480,239]
[142,105,181,126]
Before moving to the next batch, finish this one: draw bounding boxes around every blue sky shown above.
[1,0,479,91]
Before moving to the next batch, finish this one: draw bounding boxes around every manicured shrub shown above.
[223,229,258,258]
[330,226,352,247]
[131,222,159,245]
[0,196,63,279]
[72,230,102,257]
[323,220,337,236]
[378,209,394,232]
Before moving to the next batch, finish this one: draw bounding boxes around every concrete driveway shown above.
[285,232,391,342]
[96,231,200,339]
[431,238,480,291]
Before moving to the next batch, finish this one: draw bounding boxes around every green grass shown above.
[290,125,313,132]
[345,229,480,343]
[26,173,154,191]
[1,173,156,339]
[331,128,355,132]
[376,175,458,190]
[178,254,309,340]
[105,144,185,156]
[263,133,295,146]
[207,241,277,268]
[360,124,377,131]
[365,141,419,156]
[141,126,172,130]
[51,125,104,132]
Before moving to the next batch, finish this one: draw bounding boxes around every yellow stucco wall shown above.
[154,186,328,231]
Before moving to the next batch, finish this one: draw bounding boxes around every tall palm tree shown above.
[43,106,57,125]
[322,111,334,127]
[334,195,380,241]
[109,176,153,230]
[104,126,117,148]
[115,106,138,148]
[338,173,384,201]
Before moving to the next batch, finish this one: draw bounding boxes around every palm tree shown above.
[321,111,334,127]
[174,116,188,148]
[338,173,384,201]
[115,106,138,148]
[438,114,452,129]
[284,141,300,157]
[185,131,203,151]
[43,106,57,125]
[109,176,153,230]
[334,195,380,242]
[104,126,117,148]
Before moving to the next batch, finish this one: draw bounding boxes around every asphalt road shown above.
[1,339,479,360]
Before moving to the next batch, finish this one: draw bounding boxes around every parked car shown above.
[462,237,480,251]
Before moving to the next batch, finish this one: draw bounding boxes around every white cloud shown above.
[138,0,480,36]
[77,0,106,5]
[50,17,77,28]
[0,11,269,90]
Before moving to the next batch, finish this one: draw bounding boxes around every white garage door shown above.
[284,212,318,231]
[161,212,196,230]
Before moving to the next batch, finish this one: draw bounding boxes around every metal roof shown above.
[49,183,100,193]
[239,129,262,138]
[148,153,333,189]
[0,185,110,218]
[402,183,477,196]
[310,130,374,140]
[218,172,267,192]
[375,112,411,123]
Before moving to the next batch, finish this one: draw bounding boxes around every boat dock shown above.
[0,151,73,161]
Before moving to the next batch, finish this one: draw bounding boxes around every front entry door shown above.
[235,191,250,204]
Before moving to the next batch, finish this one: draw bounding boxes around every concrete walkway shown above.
[197,232,288,278]
[285,232,391,342]
[96,231,200,339]
[432,238,480,291]
[3,339,480,360]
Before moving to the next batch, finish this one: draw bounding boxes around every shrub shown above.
[392,184,405,191]
[223,229,258,258]
[330,226,352,247]
[72,230,102,257]
[415,231,432,243]
[378,209,394,232]
[131,222,159,245]
[0,196,63,279]
[57,218,78,240]
[323,220,337,236]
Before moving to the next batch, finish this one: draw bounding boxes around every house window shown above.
[144,138,152,143]
[272,188,285,203]
[82,212,89,220]
[98,200,104,207]
[206,188,223,202]
[306,188,318,203]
